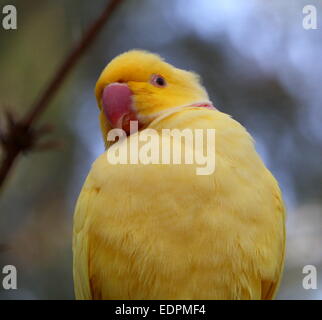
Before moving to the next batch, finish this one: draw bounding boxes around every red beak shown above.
[102,83,139,135]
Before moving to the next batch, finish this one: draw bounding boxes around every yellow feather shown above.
[73,51,286,300]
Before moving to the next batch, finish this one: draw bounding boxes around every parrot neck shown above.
[148,101,216,128]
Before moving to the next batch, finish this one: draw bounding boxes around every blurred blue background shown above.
[0,0,321,299]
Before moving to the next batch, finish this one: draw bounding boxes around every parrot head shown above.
[95,50,214,143]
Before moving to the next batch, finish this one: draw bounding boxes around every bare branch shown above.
[0,0,123,193]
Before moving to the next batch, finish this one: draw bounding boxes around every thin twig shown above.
[0,0,123,193]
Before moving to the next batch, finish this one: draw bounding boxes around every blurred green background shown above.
[0,0,321,299]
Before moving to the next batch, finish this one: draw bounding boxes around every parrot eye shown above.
[151,74,167,88]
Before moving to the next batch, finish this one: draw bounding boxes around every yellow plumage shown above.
[73,50,285,300]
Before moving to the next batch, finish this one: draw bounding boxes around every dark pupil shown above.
[156,77,165,86]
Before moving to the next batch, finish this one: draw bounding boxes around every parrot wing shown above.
[73,179,98,300]
[261,182,286,300]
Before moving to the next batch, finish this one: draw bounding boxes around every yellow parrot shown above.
[73,50,285,300]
